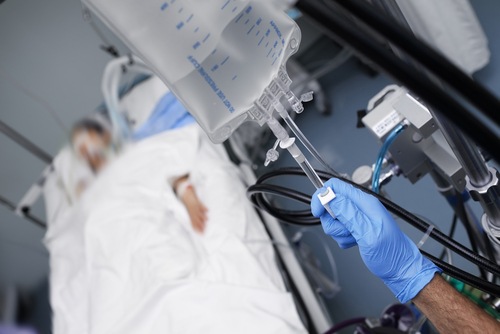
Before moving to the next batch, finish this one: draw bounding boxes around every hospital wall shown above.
[0,0,499,332]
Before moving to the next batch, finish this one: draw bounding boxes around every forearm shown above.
[175,177,196,205]
[173,175,189,193]
[172,175,197,205]
[172,175,208,233]
[312,179,500,332]
[413,274,500,333]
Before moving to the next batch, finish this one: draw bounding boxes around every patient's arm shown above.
[174,175,208,233]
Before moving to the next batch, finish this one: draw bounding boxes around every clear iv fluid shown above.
[172,3,297,140]
[83,0,301,143]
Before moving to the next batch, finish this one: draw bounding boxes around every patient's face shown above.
[72,128,112,172]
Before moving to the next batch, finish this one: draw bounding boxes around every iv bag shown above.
[83,0,301,143]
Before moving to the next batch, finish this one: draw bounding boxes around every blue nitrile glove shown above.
[311,178,442,303]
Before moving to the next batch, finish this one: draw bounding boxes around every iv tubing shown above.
[274,103,345,178]
[247,167,500,297]
[296,228,340,298]
[267,117,325,190]
[372,124,405,193]
[299,159,324,190]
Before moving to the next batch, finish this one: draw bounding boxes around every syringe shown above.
[266,117,337,219]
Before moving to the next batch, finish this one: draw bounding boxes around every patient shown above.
[71,114,208,233]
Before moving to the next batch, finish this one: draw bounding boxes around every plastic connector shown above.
[266,117,289,142]
[285,90,304,114]
[274,102,288,119]
[264,148,279,166]
[300,91,314,102]
[318,187,336,219]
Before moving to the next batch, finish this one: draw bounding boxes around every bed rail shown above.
[0,119,49,228]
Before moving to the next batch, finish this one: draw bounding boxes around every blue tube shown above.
[372,124,405,194]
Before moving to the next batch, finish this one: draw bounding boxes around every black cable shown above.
[322,0,500,127]
[248,167,500,296]
[449,215,458,239]
[423,251,500,298]
[316,1,500,278]
[439,215,457,261]
[292,0,500,282]
[248,168,500,278]
[455,193,488,280]
[247,184,320,226]
[294,0,500,165]
[454,193,498,282]
[450,216,458,238]
[483,232,498,284]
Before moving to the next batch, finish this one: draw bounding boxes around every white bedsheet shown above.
[43,124,306,334]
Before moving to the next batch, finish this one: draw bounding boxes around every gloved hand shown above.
[311,178,442,303]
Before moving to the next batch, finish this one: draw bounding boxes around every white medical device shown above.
[82,0,302,143]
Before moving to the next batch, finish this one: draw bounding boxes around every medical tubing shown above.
[266,117,289,142]
[102,55,153,143]
[321,0,500,127]
[280,111,344,178]
[248,184,319,226]
[323,317,366,334]
[290,48,353,93]
[248,169,500,297]
[455,192,488,280]
[285,90,304,114]
[269,114,327,191]
[345,0,496,198]
[298,159,324,190]
[422,251,500,298]
[379,195,500,278]
[248,167,500,278]
[294,0,500,166]
[102,57,131,141]
[439,215,457,261]
[372,124,405,194]
[483,231,498,283]
[248,200,500,294]
[445,248,453,266]
[296,228,341,298]
[465,203,498,275]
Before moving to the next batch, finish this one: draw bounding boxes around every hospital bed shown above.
[3,58,334,333]
[1,0,498,332]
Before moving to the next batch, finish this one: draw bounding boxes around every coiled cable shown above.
[247,167,500,296]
